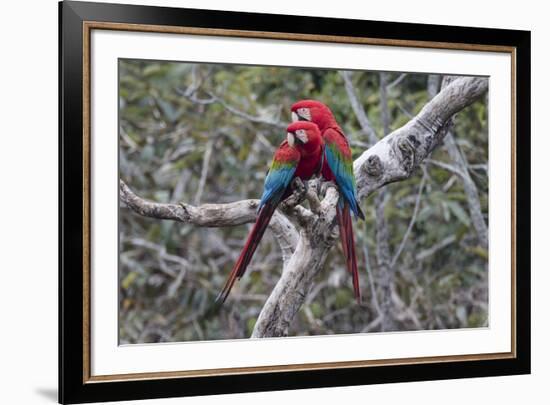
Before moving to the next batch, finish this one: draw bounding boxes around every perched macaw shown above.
[291,100,365,303]
[217,121,324,303]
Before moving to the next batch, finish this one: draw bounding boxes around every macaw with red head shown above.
[217,121,324,303]
[291,100,365,303]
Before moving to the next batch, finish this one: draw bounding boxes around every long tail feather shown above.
[216,202,278,304]
[336,207,349,272]
[337,203,361,303]
[345,206,361,303]
[355,200,366,221]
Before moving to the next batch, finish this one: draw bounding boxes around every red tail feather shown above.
[216,203,278,303]
[337,203,361,303]
[336,208,349,272]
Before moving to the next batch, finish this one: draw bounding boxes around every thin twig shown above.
[390,169,428,267]
[207,92,286,129]
[425,158,466,177]
[339,71,378,144]
[387,73,408,90]
[194,139,214,205]
[362,221,383,319]
[415,235,457,261]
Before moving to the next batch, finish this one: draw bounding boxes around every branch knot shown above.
[178,203,192,222]
[365,154,383,177]
[397,135,417,172]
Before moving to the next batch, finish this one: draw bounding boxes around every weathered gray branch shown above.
[353,77,488,199]
[251,187,340,337]
[119,179,299,265]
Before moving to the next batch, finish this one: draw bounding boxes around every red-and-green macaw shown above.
[217,121,324,303]
[291,100,365,303]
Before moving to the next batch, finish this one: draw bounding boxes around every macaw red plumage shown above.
[217,121,324,303]
[291,100,365,303]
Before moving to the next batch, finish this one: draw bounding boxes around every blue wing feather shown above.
[324,144,361,217]
[258,163,297,210]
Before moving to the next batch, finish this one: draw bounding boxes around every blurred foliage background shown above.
[119,59,488,344]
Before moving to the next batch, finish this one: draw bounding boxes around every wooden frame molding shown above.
[81,21,517,384]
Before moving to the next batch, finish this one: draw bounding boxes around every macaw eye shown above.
[296,108,311,121]
[295,129,308,144]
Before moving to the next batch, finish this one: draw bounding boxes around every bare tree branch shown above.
[176,85,286,129]
[207,92,286,129]
[443,134,488,249]
[251,187,340,337]
[380,72,391,136]
[119,179,299,265]
[415,234,457,261]
[390,169,427,267]
[353,77,488,199]
[340,71,378,143]
[425,158,466,177]
[387,73,408,90]
[427,75,442,99]
[194,139,214,205]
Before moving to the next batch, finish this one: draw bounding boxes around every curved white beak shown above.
[291,111,299,122]
[287,132,295,147]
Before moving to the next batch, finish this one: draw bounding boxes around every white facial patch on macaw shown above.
[297,107,311,121]
[295,129,308,144]
[287,132,295,147]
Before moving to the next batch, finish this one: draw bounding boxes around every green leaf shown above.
[446,201,471,226]
[335,289,352,309]
[246,318,256,335]
[122,272,138,290]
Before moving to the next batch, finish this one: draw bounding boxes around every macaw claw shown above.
[320,180,337,196]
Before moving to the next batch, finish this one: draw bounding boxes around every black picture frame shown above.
[59,1,531,403]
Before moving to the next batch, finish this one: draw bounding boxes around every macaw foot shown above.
[307,178,321,195]
[291,177,306,195]
[281,177,307,209]
[320,180,337,197]
[305,179,322,214]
